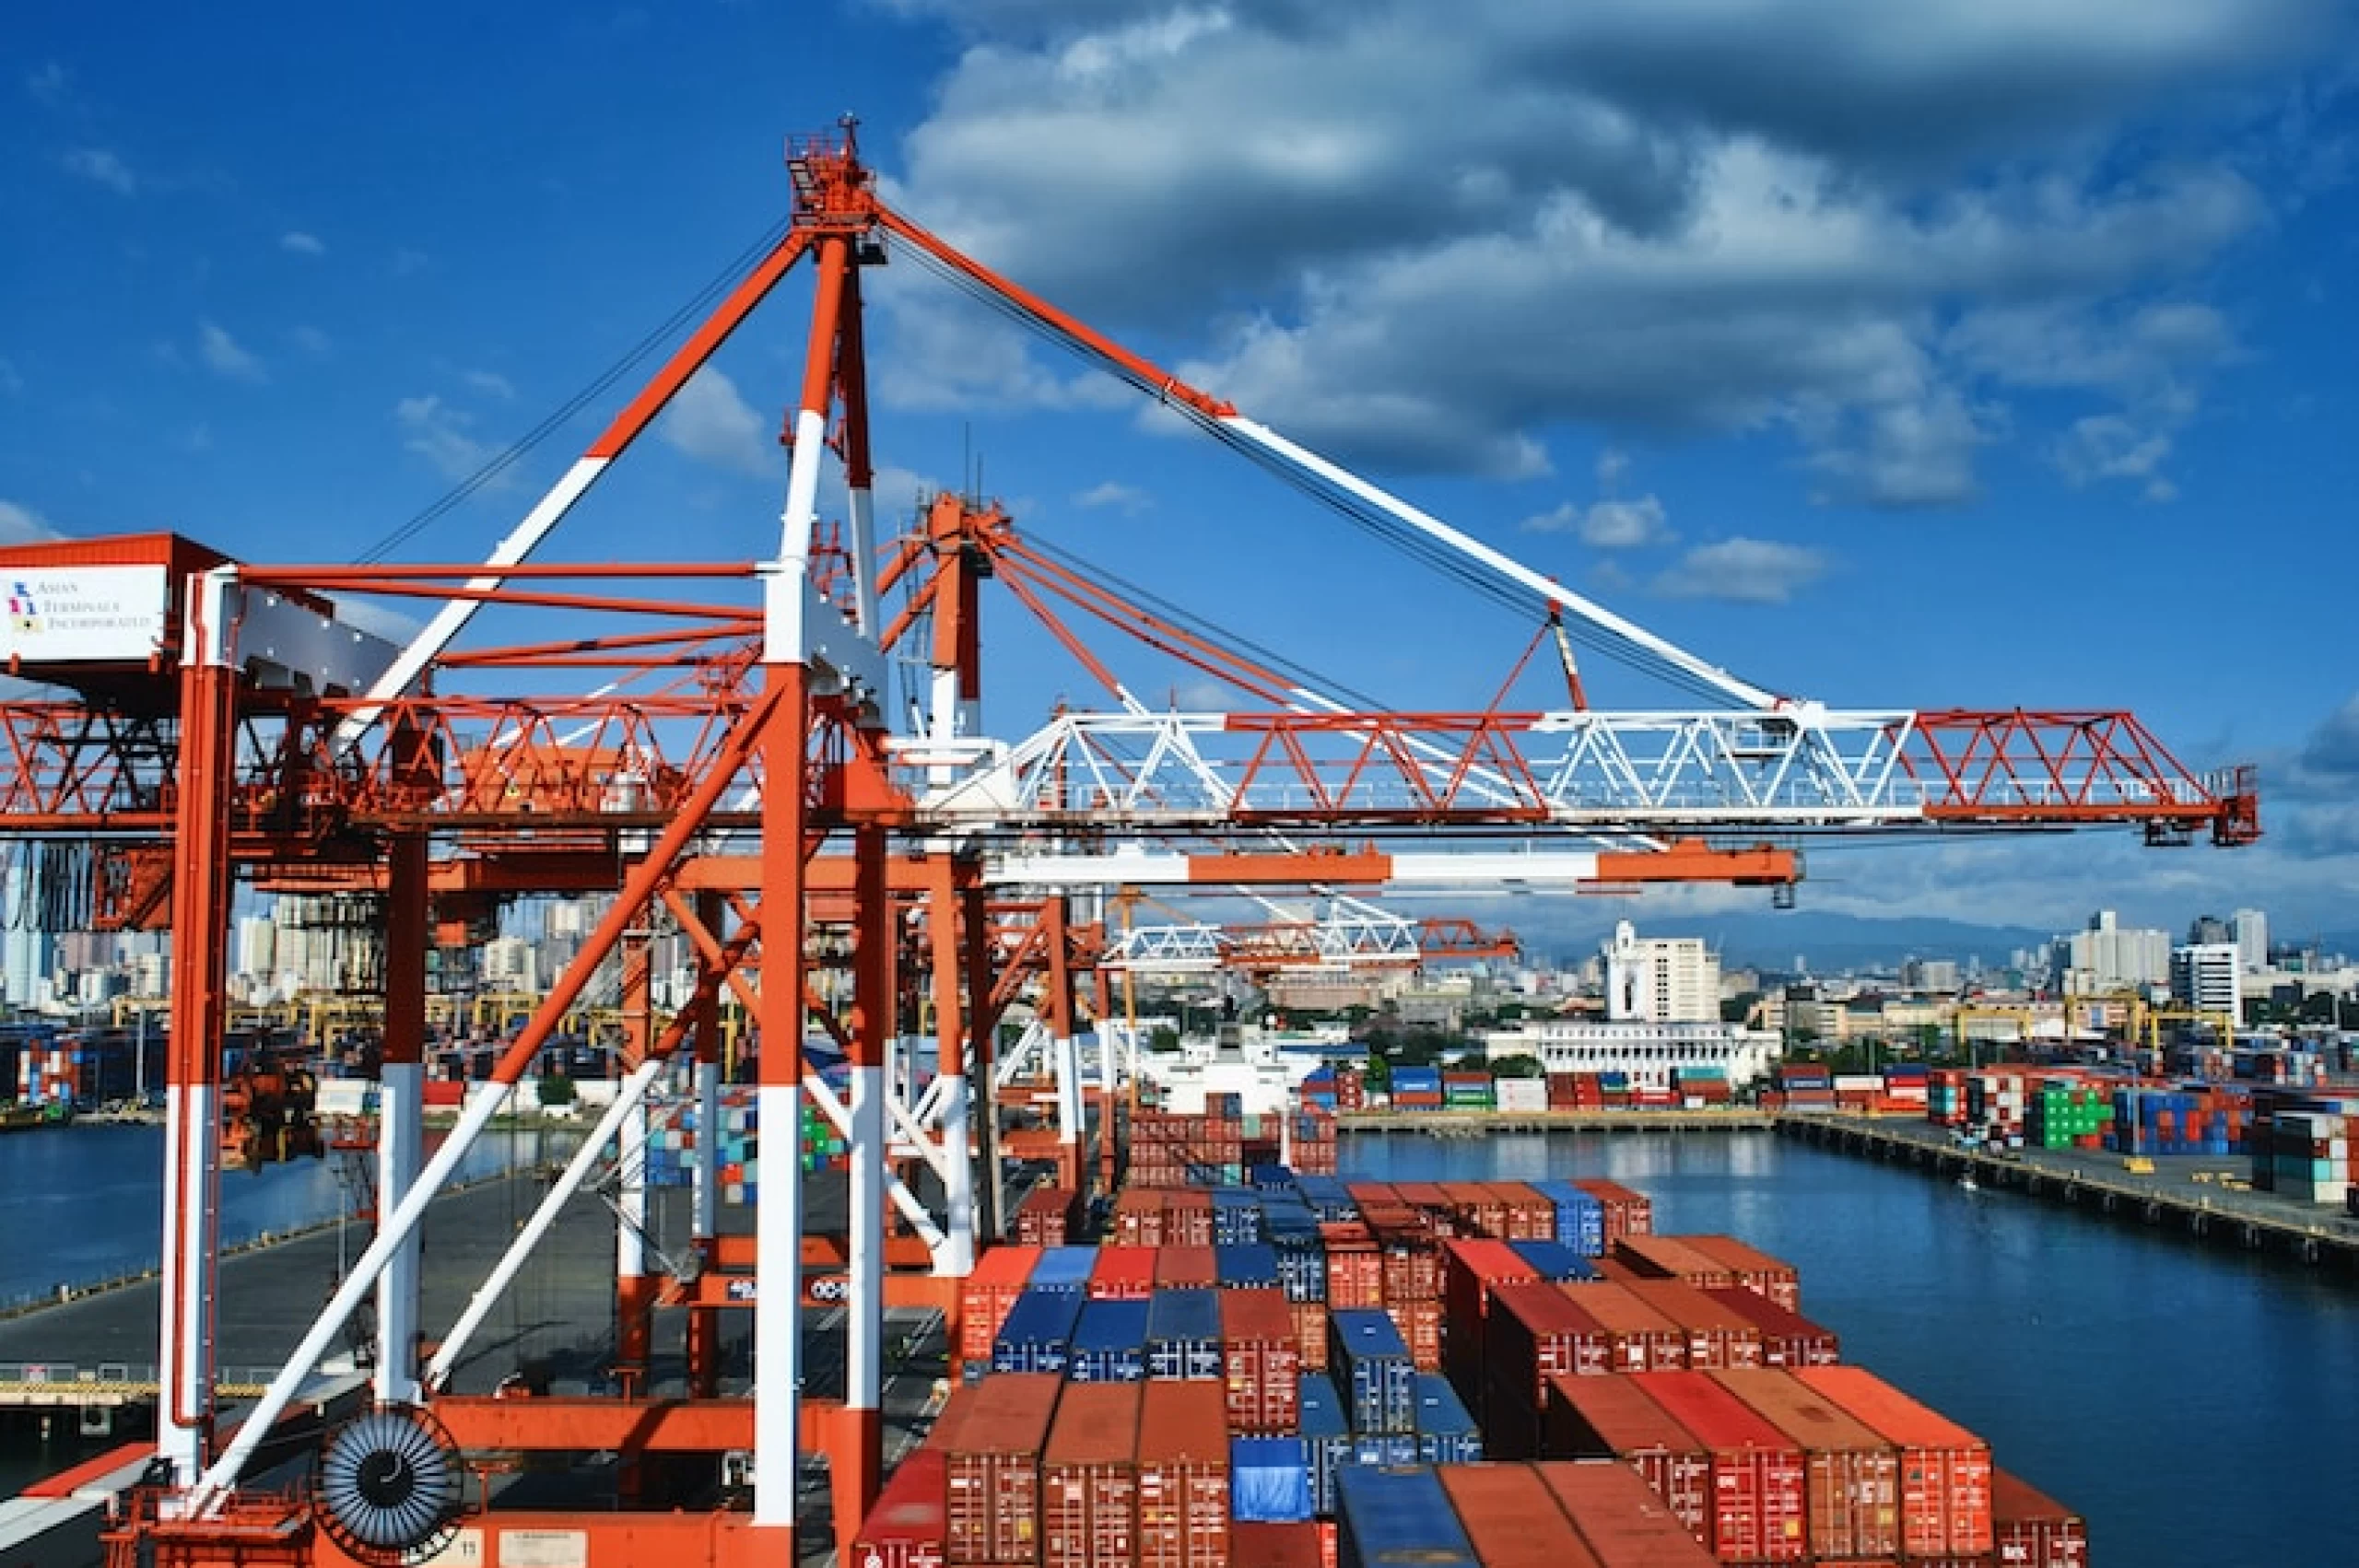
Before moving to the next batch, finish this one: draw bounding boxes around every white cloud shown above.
[60,147,135,195]
[0,500,65,544]
[1595,448,1630,488]
[1520,494,1675,547]
[280,230,325,257]
[461,369,516,400]
[288,325,332,357]
[394,395,499,484]
[1074,480,1150,512]
[197,321,265,382]
[1655,537,1830,603]
[658,368,780,477]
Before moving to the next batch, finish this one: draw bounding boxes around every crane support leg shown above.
[377,827,428,1405]
[837,822,890,1556]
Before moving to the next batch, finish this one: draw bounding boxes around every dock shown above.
[1779,1111,2359,1274]
[1339,1108,1774,1135]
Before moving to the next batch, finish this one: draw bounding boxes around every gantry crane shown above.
[0,123,2259,1568]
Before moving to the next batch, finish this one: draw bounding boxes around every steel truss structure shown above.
[0,123,2254,1568]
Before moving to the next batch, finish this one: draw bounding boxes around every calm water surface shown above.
[1345,1129,2359,1568]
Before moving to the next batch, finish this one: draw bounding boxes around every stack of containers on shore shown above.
[1967,1069,2031,1144]
[1927,1067,1969,1126]
[15,1041,85,1107]
[1018,1186,1083,1246]
[1442,1071,1495,1111]
[1831,1073,1883,1112]
[1774,1062,1834,1109]
[2107,1085,2248,1156]
[1543,1071,1604,1112]
[1671,1065,1732,1106]
[2259,1096,2354,1204]
[1493,1075,1548,1114]
[641,1088,761,1191]
[1387,1066,1444,1113]
[2030,1077,2117,1150]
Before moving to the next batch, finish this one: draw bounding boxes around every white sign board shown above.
[498,1529,590,1568]
[0,565,170,663]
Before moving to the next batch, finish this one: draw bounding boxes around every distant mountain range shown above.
[1496,907,2053,974]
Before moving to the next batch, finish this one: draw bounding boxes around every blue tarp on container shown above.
[1297,1374,1350,1516]
[1029,1246,1098,1293]
[1335,1465,1478,1568]
[1328,1309,1415,1434]
[1145,1288,1225,1380]
[1230,1437,1315,1523]
[1507,1238,1599,1283]
[1215,1242,1284,1291]
[1412,1373,1482,1465]
[991,1287,1082,1375]
[1530,1178,1607,1257]
[1069,1299,1150,1383]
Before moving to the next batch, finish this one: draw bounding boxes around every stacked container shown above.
[1631,1371,1808,1564]
[1543,1372,1710,1538]
[1797,1365,1994,1561]
[1328,1309,1415,1436]
[1136,1381,1231,1568]
[945,1374,1060,1566]
[1219,1289,1303,1433]
[1041,1383,1142,1568]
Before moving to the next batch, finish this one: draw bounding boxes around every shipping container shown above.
[1483,1282,1615,1457]
[1092,1246,1159,1301]
[1147,1289,1226,1381]
[1795,1366,1993,1559]
[1137,1381,1232,1568]
[957,1245,1041,1370]
[945,1373,1060,1565]
[1387,1299,1442,1373]
[1157,1246,1220,1290]
[1434,1462,1602,1568]
[1532,1460,1719,1568]
[1321,1227,1384,1310]
[1220,1289,1304,1434]
[1552,1282,1685,1373]
[1297,1375,1350,1517]
[1334,1465,1477,1568]
[1034,1246,1100,1293]
[1411,1373,1482,1466]
[1992,1468,2089,1568]
[1542,1374,1710,1539]
[853,1446,949,1568]
[1070,1299,1152,1384]
[1230,1522,1323,1568]
[1230,1437,1314,1525]
[1042,1382,1142,1568]
[1696,1289,1839,1369]
[1018,1185,1082,1246]
[1441,1239,1542,1406]
[1612,1235,1738,1293]
[1529,1179,1608,1257]
[1711,1368,1900,1562]
[1505,1239,1598,1284]
[1328,1309,1416,1434]
[1673,1235,1802,1314]
[1568,1179,1653,1242]
[1619,1281,1765,1371]
[993,1287,1085,1376]
[1630,1372,1807,1563]
[1216,1243,1285,1292]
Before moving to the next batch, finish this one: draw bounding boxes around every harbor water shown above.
[1344,1128,2359,1568]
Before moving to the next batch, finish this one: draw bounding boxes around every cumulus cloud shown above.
[658,368,779,477]
[280,230,325,256]
[197,321,265,382]
[0,500,65,544]
[2296,693,2359,778]
[461,369,516,400]
[1074,480,1151,512]
[394,395,499,484]
[1522,495,1674,548]
[1655,538,1830,603]
[874,1,2329,500]
[60,147,135,195]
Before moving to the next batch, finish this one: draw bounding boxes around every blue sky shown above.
[6,1,2358,941]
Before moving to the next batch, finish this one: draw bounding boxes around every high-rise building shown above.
[1,861,55,1011]
[2059,910,2170,996]
[2232,908,2269,975]
[2189,914,2232,946]
[1604,921,1719,1024]
[2171,942,2241,1016]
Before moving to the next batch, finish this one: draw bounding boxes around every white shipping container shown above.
[1832,1074,1885,1094]
[1494,1077,1548,1112]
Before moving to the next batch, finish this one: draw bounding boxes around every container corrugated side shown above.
[1410,1373,1481,1466]
[1795,1365,1993,1559]
[1992,1467,2088,1568]
[992,1287,1085,1375]
[1697,1287,1838,1368]
[957,1246,1041,1369]
[1216,1242,1285,1291]
[1434,1462,1602,1568]
[1230,1522,1323,1568]
[1326,1308,1415,1434]
[1613,1234,1738,1292]
[1137,1380,1231,1568]
[1297,1374,1350,1517]
[1333,1465,1477,1568]
[853,1447,949,1568]
[1042,1382,1142,1568]
[1673,1235,1802,1314]
[1620,1279,1765,1371]
[1710,1368,1899,1562]
[1156,1246,1220,1290]
[945,1372,1060,1565]
[1441,1238,1540,1412]
[1534,1460,1719,1568]
[1483,1281,1612,1457]
[1553,1281,1686,1372]
[1033,1246,1100,1293]
[1147,1289,1225,1381]
[1542,1373,1709,1539]
[1070,1299,1152,1384]
[1219,1288,1303,1434]
[1630,1371,1807,1564]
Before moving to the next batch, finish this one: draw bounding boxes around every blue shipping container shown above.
[1412,1374,1482,1466]
[1297,1374,1350,1516]
[1068,1299,1150,1383]
[992,1287,1082,1375]
[1213,1189,1266,1246]
[1215,1243,1284,1291]
[1030,1246,1098,1293]
[1530,1178,1607,1258]
[1328,1309,1415,1434]
[1230,1437,1315,1524]
[1145,1288,1225,1380]
[1335,1465,1479,1568]
[1506,1239,1598,1283]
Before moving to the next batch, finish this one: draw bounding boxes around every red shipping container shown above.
[1229,1523,1322,1568]
[1166,1190,1216,1249]
[1614,1235,1737,1292]
[1436,1461,1605,1568]
[1711,1369,1899,1562]
[1993,1469,2089,1568]
[1017,1186,1079,1246]
[1570,1178,1653,1241]
[1382,1300,1439,1372]
[1115,1190,1167,1247]
[1631,1372,1808,1563]
[1675,1235,1802,1314]
[1370,1220,1441,1302]
[1156,1246,1219,1290]
[945,1372,1060,1566]
[1321,1232,1383,1310]
[1555,1282,1685,1373]
[1439,1181,1509,1238]
[854,1447,950,1568]
[1698,1289,1838,1369]
[1219,1290,1302,1434]
[1619,1281,1765,1371]
[1316,1520,1337,1568]
[1290,1302,1329,1372]
[1441,1238,1542,1402]
[1797,1366,1994,1560]
[1136,1381,1230,1568]
[1587,1257,1645,1286]
[1533,1459,1719,1568]
[1344,1182,1400,1208]
[1042,1382,1142,1568]
[1491,1182,1557,1241]
[1091,1246,1158,1301]
[1391,1183,1460,1235]
[1488,1281,1616,1412]
[1544,1373,1711,1539]
[957,1246,1042,1372]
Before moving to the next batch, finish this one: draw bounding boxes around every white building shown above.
[2233,908,2269,975]
[1604,921,1719,1024]
[1477,1018,1782,1090]
[2060,910,2170,996]
[2172,942,2241,1016]
[481,935,540,992]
